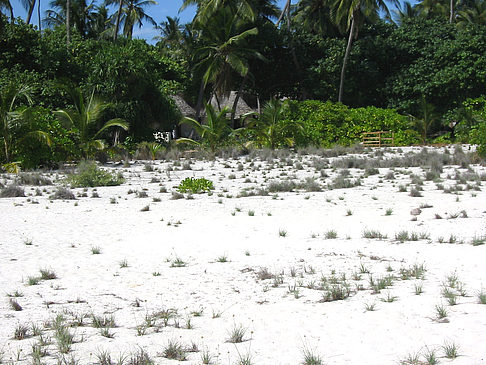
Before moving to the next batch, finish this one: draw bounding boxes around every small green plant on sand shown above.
[177,177,214,194]
[68,161,124,187]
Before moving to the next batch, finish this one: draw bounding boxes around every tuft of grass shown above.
[50,187,76,200]
[39,269,57,280]
[279,229,287,237]
[414,282,423,295]
[302,345,323,365]
[9,298,22,311]
[380,291,398,303]
[119,259,129,268]
[55,325,74,354]
[216,255,228,263]
[128,348,154,365]
[170,257,187,268]
[27,276,41,285]
[364,302,377,311]
[478,290,486,304]
[423,347,438,365]
[100,327,114,338]
[385,208,393,216]
[91,246,101,254]
[324,229,337,239]
[442,341,459,359]
[14,323,29,340]
[200,349,214,364]
[362,229,387,239]
[92,314,116,328]
[226,324,247,343]
[247,210,255,216]
[162,339,187,361]
[435,304,448,319]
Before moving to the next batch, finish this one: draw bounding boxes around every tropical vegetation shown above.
[1,0,486,170]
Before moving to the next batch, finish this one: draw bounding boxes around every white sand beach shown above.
[1,145,485,365]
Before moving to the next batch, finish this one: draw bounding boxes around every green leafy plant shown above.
[177,177,214,194]
[67,161,124,187]
[54,85,128,158]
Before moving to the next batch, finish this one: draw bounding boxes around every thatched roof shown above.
[171,95,196,117]
[210,91,255,118]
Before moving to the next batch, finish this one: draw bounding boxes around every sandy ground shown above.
[1,145,485,365]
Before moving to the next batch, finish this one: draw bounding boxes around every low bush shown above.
[67,161,124,187]
[0,184,25,198]
[177,177,214,194]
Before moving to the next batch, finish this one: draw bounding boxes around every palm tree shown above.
[44,0,95,38]
[18,0,36,24]
[177,103,232,151]
[54,87,129,158]
[194,7,263,125]
[106,0,157,39]
[181,0,257,25]
[393,1,423,25]
[243,98,301,149]
[332,0,398,103]
[0,0,14,22]
[1,83,51,164]
[457,0,486,25]
[294,0,341,36]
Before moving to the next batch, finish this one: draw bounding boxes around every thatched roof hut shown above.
[170,95,197,138]
[210,91,255,119]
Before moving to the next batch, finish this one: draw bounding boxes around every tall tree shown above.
[0,0,14,22]
[44,0,94,38]
[106,0,157,39]
[332,0,397,103]
[457,0,486,25]
[193,6,263,125]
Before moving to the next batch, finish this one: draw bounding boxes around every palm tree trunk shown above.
[26,0,36,24]
[113,0,123,40]
[9,3,14,23]
[66,0,71,45]
[449,0,454,22]
[37,0,41,32]
[3,139,10,163]
[195,79,205,122]
[231,74,248,128]
[338,15,356,104]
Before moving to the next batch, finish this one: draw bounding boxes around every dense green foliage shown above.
[1,0,486,168]
[283,100,420,147]
[177,177,214,194]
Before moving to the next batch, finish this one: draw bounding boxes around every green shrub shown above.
[177,177,214,194]
[67,161,124,187]
[283,100,420,147]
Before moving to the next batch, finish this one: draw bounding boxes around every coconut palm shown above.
[332,0,398,103]
[44,0,95,38]
[106,0,157,39]
[195,7,262,107]
[457,0,486,25]
[54,87,129,158]
[1,83,51,164]
[0,0,14,22]
[177,103,232,151]
[393,1,423,25]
